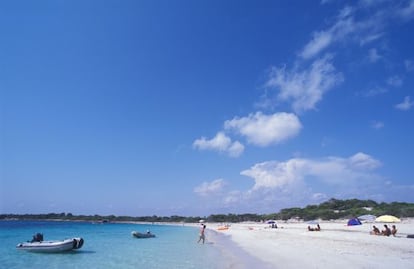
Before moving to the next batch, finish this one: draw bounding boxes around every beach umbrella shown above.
[266,220,277,224]
[306,220,319,225]
[375,215,401,223]
[358,214,376,222]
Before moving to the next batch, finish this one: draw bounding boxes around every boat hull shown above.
[16,238,84,253]
[131,231,155,238]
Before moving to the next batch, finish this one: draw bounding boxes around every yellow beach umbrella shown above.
[375,215,401,223]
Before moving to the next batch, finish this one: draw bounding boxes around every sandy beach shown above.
[207,220,414,269]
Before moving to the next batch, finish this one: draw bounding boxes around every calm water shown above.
[0,221,237,269]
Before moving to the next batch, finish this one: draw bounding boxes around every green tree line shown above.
[2,198,414,223]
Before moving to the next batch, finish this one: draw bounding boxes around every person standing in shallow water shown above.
[197,224,206,244]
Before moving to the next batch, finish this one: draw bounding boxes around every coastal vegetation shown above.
[2,199,414,223]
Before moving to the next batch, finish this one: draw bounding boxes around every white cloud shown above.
[371,121,384,129]
[226,141,245,157]
[193,132,244,157]
[201,152,385,212]
[362,86,388,97]
[395,96,414,111]
[301,31,333,60]
[194,178,226,197]
[241,152,382,191]
[368,48,381,63]
[301,2,414,60]
[300,6,356,59]
[386,76,403,87]
[193,132,229,151]
[266,55,343,113]
[348,152,382,170]
[223,190,242,205]
[193,112,302,157]
[194,153,408,214]
[190,1,414,214]
[224,112,302,147]
[240,159,306,190]
[395,0,414,21]
[360,33,384,46]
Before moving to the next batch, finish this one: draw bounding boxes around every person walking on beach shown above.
[197,224,206,244]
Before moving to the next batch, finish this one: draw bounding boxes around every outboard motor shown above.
[31,233,43,242]
[72,238,84,249]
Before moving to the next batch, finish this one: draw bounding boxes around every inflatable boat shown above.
[131,231,155,238]
[16,234,84,253]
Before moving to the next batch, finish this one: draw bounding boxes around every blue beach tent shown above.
[347,218,362,226]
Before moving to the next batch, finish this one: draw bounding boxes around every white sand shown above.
[208,220,414,269]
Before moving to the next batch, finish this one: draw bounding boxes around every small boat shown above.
[16,233,84,253]
[131,231,155,238]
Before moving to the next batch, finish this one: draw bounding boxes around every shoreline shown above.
[205,228,275,269]
[4,218,414,268]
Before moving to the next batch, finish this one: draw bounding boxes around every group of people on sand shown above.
[308,224,321,231]
[370,224,397,236]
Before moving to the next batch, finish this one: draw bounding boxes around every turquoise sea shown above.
[0,221,270,269]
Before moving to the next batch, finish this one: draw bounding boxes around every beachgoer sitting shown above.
[382,224,391,236]
[391,225,397,237]
[308,224,320,231]
[370,225,381,235]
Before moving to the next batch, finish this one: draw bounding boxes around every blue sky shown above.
[1,0,414,217]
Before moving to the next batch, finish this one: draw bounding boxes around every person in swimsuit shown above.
[197,224,206,244]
